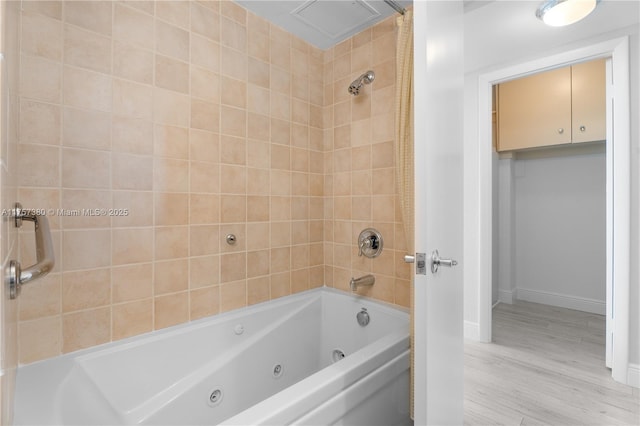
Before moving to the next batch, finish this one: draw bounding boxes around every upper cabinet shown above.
[496,58,606,152]
[571,60,607,143]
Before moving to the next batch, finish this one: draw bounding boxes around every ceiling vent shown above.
[291,0,381,40]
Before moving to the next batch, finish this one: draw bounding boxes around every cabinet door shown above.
[497,67,572,151]
[572,59,606,143]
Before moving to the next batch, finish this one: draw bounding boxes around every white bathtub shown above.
[14,287,411,425]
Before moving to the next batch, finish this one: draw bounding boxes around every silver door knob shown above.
[431,250,458,274]
[404,255,415,263]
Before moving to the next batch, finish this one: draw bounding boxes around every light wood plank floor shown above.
[464,301,640,425]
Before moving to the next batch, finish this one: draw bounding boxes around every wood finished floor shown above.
[464,301,640,425]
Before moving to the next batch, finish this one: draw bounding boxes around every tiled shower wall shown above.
[14,0,409,366]
[322,16,412,303]
[1,0,21,423]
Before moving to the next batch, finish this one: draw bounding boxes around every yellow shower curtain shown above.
[394,9,415,419]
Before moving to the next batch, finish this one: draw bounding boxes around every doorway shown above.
[475,37,631,385]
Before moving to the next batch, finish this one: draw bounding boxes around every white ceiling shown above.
[464,0,640,73]
[235,0,412,50]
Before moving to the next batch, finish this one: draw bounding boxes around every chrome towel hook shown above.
[7,202,55,299]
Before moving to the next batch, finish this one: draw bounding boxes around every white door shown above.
[412,1,464,425]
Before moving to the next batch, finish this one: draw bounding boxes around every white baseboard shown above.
[464,320,480,341]
[628,363,640,388]
[498,289,514,304]
[516,288,605,315]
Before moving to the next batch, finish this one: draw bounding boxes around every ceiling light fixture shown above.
[536,0,600,27]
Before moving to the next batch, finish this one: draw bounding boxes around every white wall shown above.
[512,147,606,313]
[463,1,640,370]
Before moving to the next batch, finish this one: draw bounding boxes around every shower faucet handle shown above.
[357,228,383,258]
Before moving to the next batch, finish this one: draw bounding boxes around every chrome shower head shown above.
[348,70,376,96]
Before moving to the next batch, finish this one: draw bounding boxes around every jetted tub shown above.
[14,287,411,425]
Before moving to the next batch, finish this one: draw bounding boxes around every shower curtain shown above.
[394,8,414,419]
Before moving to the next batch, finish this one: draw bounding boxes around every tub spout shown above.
[350,274,375,291]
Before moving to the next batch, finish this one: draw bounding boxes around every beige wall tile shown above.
[112,191,154,228]
[154,259,189,295]
[113,117,153,155]
[112,263,153,303]
[191,67,220,102]
[190,194,220,224]
[221,17,246,51]
[20,100,61,145]
[155,226,188,260]
[113,3,154,49]
[190,225,220,256]
[247,249,269,278]
[220,76,247,108]
[62,230,110,271]
[247,276,270,305]
[62,268,110,312]
[62,307,111,353]
[155,192,188,226]
[220,165,246,194]
[153,158,189,192]
[191,99,220,132]
[220,280,246,312]
[221,46,247,80]
[113,41,154,85]
[191,2,220,42]
[112,227,153,265]
[22,1,62,20]
[220,195,246,223]
[18,273,61,321]
[19,317,61,364]
[113,78,153,120]
[247,113,270,142]
[62,148,110,189]
[189,129,220,163]
[155,124,189,159]
[112,153,153,191]
[190,255,220,288]
[270,271,290,299]
[63,107,111,150]
[64,1,112,36]
[154,88,190,127]
[63,66,112,112]
[156,1,189,29]
[21,11,62,61]
[191,34,220,71]
[17,143,60,187]
[155,20,189,62]
[191,161,220,193]
[220,135,246,165]
[190,286,220,319]
[246,222,270,251]
[112,299,153,340]
[155,55,189,94]
[60,189,111,229]
[220,106,246,137]
[64,25,111,74]
[220,252,246,283]
[221,1,247,24]
[247,167,270,195]
[19,55,61,103]
[154,292,188,329]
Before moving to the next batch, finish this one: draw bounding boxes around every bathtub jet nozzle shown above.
[350,274,375,291]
